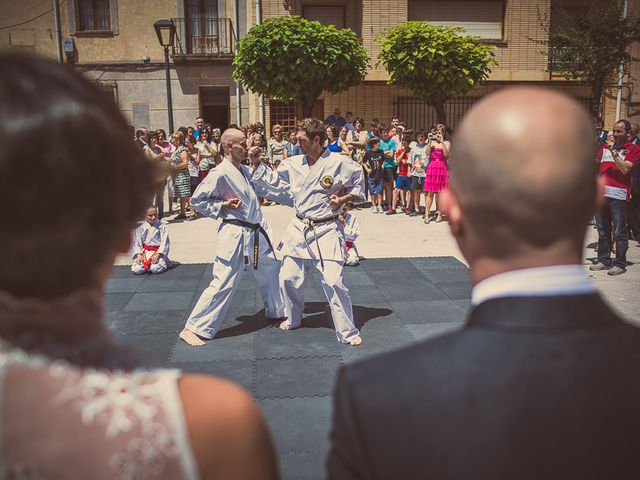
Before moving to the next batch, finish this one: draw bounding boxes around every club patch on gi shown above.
[320,175,334,189]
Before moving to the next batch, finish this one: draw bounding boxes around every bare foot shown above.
[348,336,363,346]
[279,320,299,331]
[179,328,206,347]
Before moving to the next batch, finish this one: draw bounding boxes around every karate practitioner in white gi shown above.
[179,129,285,347]
[131,206,171,274]
[249,118,364,346]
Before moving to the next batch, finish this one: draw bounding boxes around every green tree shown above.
[233,16,368,117]
[376,22,496,124]
[534,0,640,117]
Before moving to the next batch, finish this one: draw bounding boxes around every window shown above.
[302,5,345,29]
[69,0,117,34]
[77,0,111,31]
[408,0,504,40]
[270,100,299,134]
[186,0,219,53]
[550,0,583,36]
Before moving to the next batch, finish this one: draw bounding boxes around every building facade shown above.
[1,0,638,133]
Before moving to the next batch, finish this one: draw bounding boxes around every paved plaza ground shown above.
[111,204,640,479]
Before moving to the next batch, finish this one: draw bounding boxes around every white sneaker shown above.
[375,206,381,213]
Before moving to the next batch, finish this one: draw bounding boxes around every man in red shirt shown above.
[591,119,640,275]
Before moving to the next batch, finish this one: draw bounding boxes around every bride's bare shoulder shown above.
[179,374,278,480]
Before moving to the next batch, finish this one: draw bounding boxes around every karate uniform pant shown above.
[280,256,360,343]
[131,255,169,275]
[184,245,285,340]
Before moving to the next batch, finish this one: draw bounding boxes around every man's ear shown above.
[439,188,463,238]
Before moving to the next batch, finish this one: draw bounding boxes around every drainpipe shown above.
[234,0,242,125]
[52,0,63,63]
[615,0,629,120]
[256,0,265,126]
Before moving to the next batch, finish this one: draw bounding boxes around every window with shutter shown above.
[302,5,346,29]
[77,0,111,31]
[408,0,504,40]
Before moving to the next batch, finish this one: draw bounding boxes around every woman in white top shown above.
[267,123,289,168]
[0,52,277,480]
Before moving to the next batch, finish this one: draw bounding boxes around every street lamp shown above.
[154,19,176,134]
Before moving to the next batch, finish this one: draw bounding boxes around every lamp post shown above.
[154,19,176,134]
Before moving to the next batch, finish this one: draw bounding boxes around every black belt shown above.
[222,219,277,269]
[295,213,340,270]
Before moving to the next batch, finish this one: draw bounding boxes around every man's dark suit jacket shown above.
[328,294,640,479]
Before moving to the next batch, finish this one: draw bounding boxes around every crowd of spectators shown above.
[134,112,640,271]
[134,109,456,226]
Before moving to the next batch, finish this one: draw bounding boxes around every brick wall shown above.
[492,0,550,75]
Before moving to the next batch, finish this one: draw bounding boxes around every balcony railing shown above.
[171,17,235,57]
[547,45,584,73]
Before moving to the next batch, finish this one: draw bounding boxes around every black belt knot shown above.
[222,219,277,269]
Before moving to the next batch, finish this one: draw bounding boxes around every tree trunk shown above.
[591,80,604,119]
[434,102,447,124]
[302,100,314,118]
[301,87,321,119]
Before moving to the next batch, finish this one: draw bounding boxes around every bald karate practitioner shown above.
[328,88,640,479]
[179,129,285,347]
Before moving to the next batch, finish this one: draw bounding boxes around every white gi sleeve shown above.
[190,169,224,219]
[131,226,144,259]
[157,224,170,256]
[249,160,295,206]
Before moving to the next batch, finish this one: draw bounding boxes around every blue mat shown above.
[107,257,471,480]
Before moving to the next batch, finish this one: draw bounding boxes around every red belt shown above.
[142,244,159,270]
[346,241,354,251]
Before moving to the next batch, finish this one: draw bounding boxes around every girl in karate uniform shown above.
[131,206,171,274]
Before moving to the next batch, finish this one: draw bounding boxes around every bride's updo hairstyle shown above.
[0,53,156,299]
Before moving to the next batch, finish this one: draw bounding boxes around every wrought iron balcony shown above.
[547,45,584,73]
[171,17,235,59]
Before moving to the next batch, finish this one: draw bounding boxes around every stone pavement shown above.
[111,205,640,479]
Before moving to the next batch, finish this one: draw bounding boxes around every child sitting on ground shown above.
[131,206,171,274]
[340,205,361,266]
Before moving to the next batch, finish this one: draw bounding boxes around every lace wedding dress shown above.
[0,291,198,479]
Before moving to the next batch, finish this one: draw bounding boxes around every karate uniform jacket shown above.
[250,150,364,262]
[131,220,170,260]
[191,159,276,261]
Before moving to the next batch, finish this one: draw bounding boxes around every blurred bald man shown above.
[327,88,640,480]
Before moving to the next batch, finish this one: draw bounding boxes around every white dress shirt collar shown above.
[471,265,594,306]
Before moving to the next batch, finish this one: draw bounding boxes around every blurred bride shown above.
[0,53,277,480]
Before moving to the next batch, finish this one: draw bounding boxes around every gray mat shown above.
[109,256,472,479]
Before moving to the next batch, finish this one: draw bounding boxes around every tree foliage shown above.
[533,0,640,117]
[233,16,368,117]
[376,22,496,123]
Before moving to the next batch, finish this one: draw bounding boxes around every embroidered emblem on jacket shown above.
[320,175,334,189]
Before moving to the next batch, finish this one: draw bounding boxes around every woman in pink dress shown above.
[423,124,451,223]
